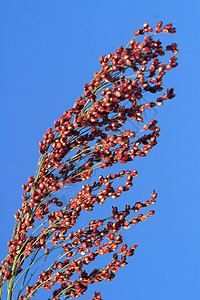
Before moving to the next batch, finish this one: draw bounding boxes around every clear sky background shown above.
[0,1,200,299]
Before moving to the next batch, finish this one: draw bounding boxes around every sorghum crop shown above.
[0,21,178,300]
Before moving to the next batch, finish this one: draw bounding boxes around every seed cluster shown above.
[0,21,178,300]
[90,292,103,300]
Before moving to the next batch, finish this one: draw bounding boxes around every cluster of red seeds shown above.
[12,189,156,299]
[0,21,177,300]
[90,292,103,300]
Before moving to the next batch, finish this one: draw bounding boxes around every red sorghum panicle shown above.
[0,21,178,300]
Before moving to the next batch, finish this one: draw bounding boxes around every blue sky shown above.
[0,1,200,299]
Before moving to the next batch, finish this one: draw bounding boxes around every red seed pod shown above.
[114,90,122,98]
[134,29,140,36]
[170,56,176,64]
[163,94,169,100]
[43,134,48,141]
[165,23,173,29]
[126,175,133,181]
[131,170,138,177]
[149,65,155,72]
[22,184,26,190]
[156,99,163,106]
[143,23,149,29]
[152,59,159,66]
[169,28,176,34]
[47,128,52,134]
[28,176,34,184]
[151,190,157,199]
[155,27,161,33]
[22,195,27,201]
[144,102,151,108]
[162,28,169,33]
[148,27,153,32]
[143,47,150,53]
[123,222,130,229]
[120,244,127,253]
[118,186,124,192]
[143,124,149,130]
[132,218,138,225]
[156,21,163,27]
[137,214,143,218]
[167,87,174,95]
[99,55,104,64]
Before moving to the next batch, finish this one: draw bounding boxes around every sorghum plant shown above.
[0,21,178,300]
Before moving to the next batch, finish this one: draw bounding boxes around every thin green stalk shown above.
[16,248,40,298]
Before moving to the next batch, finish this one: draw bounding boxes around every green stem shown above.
[17,249,40,299]
[7,254,19,300]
